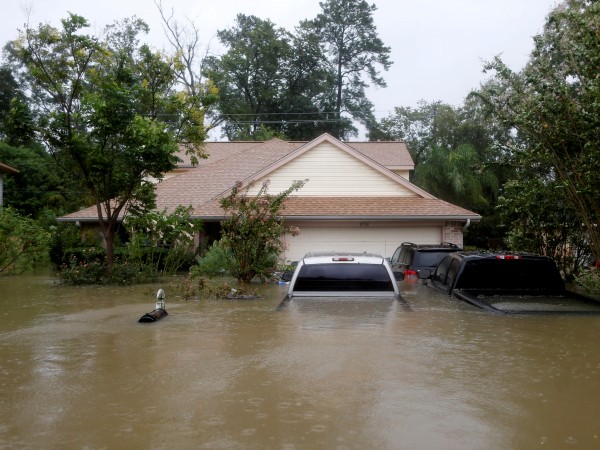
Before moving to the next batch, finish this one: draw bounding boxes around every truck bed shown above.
[454,290,600,315]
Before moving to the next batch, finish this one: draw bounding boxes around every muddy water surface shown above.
[1,274,600,449]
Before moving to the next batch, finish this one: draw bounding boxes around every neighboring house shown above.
[59,133,481,262]
[0,162,19,206]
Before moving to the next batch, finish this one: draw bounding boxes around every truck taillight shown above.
[496,255,521,260]
[332,257,354,261]
[404,269,418,277]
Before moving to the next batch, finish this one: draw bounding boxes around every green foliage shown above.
[0,66,36,147]
[218,179,306,283]
[0,207,50,275]
[0,142,84,217]
[124,205,202,275]
[368,101,442,165]
[206,281,258,300]
[575,267,600,296]
[204,2,390,140]
[415,144,498,211]
[57,206,201,284]
[192,241,229,277]
[204,14,347,140]
[7,14,210,270]
[497,177,591,280]
[306,0,392,133]
[172,274,259,300]
[172,272,207,300]
[479,0,600,259]
[233,125,288,142]
[57,256,152,285]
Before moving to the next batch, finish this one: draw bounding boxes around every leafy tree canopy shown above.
[6,13,214,269]
[204,0,391,140]
[306,0,392,130]
[479,0,600,259]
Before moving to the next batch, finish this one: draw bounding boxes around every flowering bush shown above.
[218,179,306,283]
[124,205,202,275]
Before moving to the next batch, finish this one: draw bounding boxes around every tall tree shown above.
[305,0,392,135]
[368,101,444,166]
[479,0,600,259]
[369,99,511,248]
[0,66,35,146]
[6,14,210,270]
[414,143,498,212]
[155,1,220,136]
[369,99,512,168]
[203,14,292,140]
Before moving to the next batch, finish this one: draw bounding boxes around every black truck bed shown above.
[454,289,600,315]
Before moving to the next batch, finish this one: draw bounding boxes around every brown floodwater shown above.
[1,273,600,449]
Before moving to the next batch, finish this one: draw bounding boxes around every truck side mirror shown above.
[418,269,431,279]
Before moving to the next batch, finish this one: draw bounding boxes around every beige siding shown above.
[246,142,416,197]
[391,169,411,180]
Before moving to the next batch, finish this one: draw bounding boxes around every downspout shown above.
[462,218,471,232]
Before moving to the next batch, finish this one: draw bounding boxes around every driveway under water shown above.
[1,274,600,449]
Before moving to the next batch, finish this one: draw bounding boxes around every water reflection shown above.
[1,275,600,449]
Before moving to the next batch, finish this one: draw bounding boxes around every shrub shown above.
[57,255,154,285]
[124,205,202,276]
[192,241,229,277]
[575,267,600,296]
[0,206,50,275]
[218,179,305,283]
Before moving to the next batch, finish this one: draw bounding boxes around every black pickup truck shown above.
[427,251,600,315]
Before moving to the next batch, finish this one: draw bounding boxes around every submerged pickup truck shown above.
[428,251,600,315]
[278,252,404,308]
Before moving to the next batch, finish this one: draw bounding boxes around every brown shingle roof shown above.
[58,135,481,222]
[281,197,477,218]
[176,139,413,169]
[346,141,413,168]
[194,196,480,220]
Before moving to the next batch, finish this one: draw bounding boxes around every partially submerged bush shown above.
[192,241,229,277]
[57,256,154,285]
[575,267,600,297]
[218,179,306,283]
[171,273,260,301]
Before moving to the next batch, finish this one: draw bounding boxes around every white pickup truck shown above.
[278,252,404,308]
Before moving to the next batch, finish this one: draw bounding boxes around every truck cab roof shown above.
[430,251,565,293]
[299,252,387,265]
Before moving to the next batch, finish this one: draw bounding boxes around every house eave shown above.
[191,214,482,222]
[58,214,482,223]
[279,215,482,222]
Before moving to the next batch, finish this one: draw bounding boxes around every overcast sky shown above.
[2,0,558,137]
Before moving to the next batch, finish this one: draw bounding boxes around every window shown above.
[445,258,462,288]
[390,247,402,264]
[455,259,564,291]
[293,264,394,292]
[433,256,452,285]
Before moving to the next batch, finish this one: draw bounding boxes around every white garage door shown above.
[283,223,442,263]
